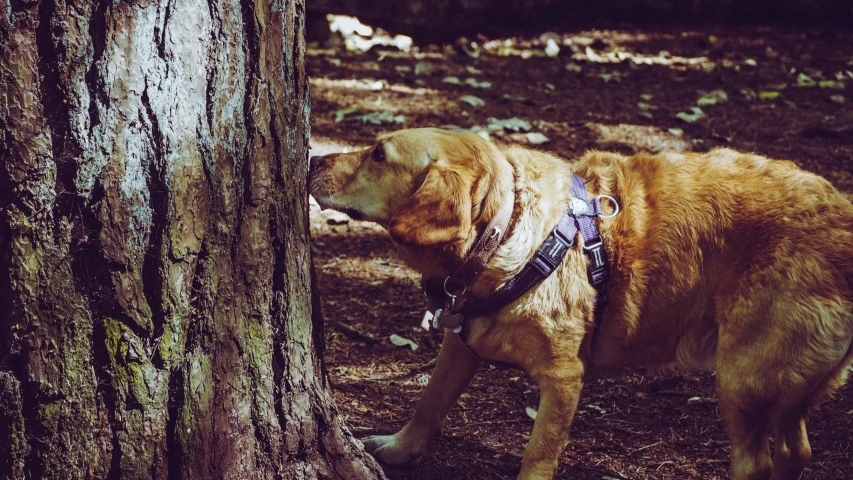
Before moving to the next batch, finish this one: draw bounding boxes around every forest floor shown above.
[307,21,853,480]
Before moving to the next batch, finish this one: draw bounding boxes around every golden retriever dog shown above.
[308,128,853,480]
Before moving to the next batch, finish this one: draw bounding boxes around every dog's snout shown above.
[309,155,324,173]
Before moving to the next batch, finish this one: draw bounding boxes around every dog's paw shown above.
[361,432,425,465]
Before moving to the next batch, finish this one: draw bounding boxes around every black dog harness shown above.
[423,174,618,332]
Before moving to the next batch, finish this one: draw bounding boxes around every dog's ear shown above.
[388,161,472,247]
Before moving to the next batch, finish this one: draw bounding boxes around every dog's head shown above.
[309,128,508,252]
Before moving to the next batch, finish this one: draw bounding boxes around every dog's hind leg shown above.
[770,338,853,480]
[362,331,481,465]
[715,323,775,480]
[770,409,811,480]
[716,376,773,480]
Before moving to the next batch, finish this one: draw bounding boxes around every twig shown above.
[465,418,533,426]
[334,321,380,344]
[637,440,663,452]
[653,390,694,397]
[572,465,632,480]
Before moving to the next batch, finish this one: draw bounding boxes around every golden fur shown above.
[308,128,853,480]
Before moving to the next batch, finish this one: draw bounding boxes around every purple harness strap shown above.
[454,174,612,321]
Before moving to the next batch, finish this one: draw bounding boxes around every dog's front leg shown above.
[362,331,481,464]
[518,359,584,480]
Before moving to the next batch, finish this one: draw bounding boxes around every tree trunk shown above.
[0,1,384,479]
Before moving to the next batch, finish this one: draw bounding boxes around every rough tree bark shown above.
[0,1,384,479]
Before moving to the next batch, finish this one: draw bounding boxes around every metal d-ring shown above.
[443,276,467,298]
[595,195,620,219]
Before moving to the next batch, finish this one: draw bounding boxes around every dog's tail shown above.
[808,335,853,408]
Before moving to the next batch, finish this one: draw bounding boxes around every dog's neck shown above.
[395,151,517,278]
[396,146,575,299]
[467,146,579,297]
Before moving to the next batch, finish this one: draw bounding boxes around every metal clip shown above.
[569,197,589,216]
[595,195,620,219]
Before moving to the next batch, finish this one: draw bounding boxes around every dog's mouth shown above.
[308,169,367,221]
[310,190,366,221]
[340,207,365,221]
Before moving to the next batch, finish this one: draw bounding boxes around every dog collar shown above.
[419,185,515,331]
[423,174,618,332]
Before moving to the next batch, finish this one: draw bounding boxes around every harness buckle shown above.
[532,231,573,276]
[583,239,609,286]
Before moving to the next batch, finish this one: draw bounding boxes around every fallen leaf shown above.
[359,111,405,125]
[464,77,492,89]
[830,95,845,104]
[459,95,485,107]
[819,80,845,89]
[668,128,684,136]
[414,61,433,75]
[525,407,538,420]
[443,76,461,85]
[526,132,550,144]
[740,88,757,100]
[488,117,532,132]
[697,89,728,106]
[637,102,656,110]
[565,63,582,73]
[585,46,605,62]
[797,73,817,87]
[461,42,480,58]
[759,91,781,99]
[465,65,483,75]
[544,38,560,57]
[676,107,706,123]
[326,58,341,66]
[744,59,757,66]
[502,94,526,102]
[640,93,655,101]
[389,334,418,351]
[544,82,556,90]
[395,65,411,73]
[332,106,357,122]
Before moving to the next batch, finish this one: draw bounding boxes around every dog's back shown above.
[583,147,853,402]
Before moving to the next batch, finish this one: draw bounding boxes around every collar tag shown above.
[433,308,464,333]
[421,310,434,331]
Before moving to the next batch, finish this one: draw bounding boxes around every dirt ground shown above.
[307,21,853,480]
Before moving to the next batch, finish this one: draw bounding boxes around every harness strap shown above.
[426,174,614,329]
[448,187,515,288]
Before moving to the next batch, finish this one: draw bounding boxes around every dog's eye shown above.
[373,145,386,163]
